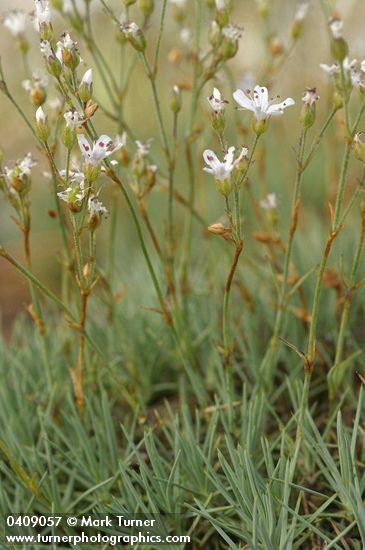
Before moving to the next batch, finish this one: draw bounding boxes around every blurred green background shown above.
[1,0,365,336]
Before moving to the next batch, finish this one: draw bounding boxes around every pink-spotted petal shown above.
[77,134,92,160]
[203,149,219,169]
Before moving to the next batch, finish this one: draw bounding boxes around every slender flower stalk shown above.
[330,201,365,398]
[260,129,308,382]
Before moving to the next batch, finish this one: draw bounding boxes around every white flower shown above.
[222,24,243,42]
[215,0,226,10]
[329,17,343,40]
[36,106,47,123]
[59,168,85,185]
[207,88,228,113]
[180,28,190,43]
[136,139,153,157]
[19,153,37,176]
[34,0,51,27]
[354,132,364,145]
[59,31,76,50]
[57,171,87,205]
[302,87,319,106]
[260,193,277,210]
[40,39,53,59]
[22,71,49,93]
[78,134,123,166]
[48,97,63,110]
[64,110,84,129]
[320,58,361,87]
[115,132,127,148]
[320,62,338,76]
[233,85,295,121]
[58,184,86,204]
[121,21,139,39]
[81,68,93,87]
[88,195,108,218]
[294,1,310,22]
[3,10,27,36]
[203,146,247,181]
[3,153,37,191]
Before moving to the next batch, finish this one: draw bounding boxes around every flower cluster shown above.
[203,147,247,196]
[1,153,37,197]
[203,84,295,198]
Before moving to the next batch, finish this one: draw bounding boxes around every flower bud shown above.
[270,36,284,56]
[117,147,130,167]
[329,18,348,62]
[171,2,187,23]
[354,133,365,163]
[62,125,77,150]
[146,165,157,188]
[139,0,154,17]
[208,20,221,47]
[168,48,183,65]
[291,2,310,40]
[331,37,348,63]
[84,100,98,119]
[39,22,53,42]
[31,86,47,107]
[256,0,270,18]
[120,22,146,52]
[35,106,50,142]
[301,87,319,129]
[215,9,229,28]
[132,154,147,179]
[291,20,303,40]
[79,68,93,103]
[207,223,233,242]
[41,41,62,77]
[11,173,30,193]
[170,85,182,114]
[333,90,343,110]
[59,33,80,70]
[87,195,108,231]
[218,25,242,60]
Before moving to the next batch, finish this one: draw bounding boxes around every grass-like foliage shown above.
[0,0,365,547]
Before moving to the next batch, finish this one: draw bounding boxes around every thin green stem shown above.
[334,207,365,368]
[307,142,351,366]
[106,169,168,320]
[260,130,307,380]
[153,0,168,73]
[70,213,85,289]
[140,52,170,160]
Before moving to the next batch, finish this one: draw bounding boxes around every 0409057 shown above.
[6,515,62,527]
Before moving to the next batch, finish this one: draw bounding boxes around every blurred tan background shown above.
[1,0,365,336]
